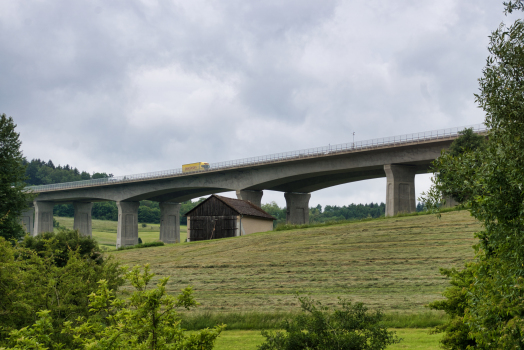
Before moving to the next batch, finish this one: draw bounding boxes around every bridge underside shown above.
[25,138,450,247]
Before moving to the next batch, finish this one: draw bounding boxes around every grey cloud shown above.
[0,0,514,207]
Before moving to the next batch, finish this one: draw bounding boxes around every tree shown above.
[1,263,224,350]
[431,128,487,204]
[427,264,477,349]
[0,114,32,241]
[0,235,124,346]
[258,295,399,350]
[92,172,109,179]
[447,128,486,157]
[427,1,524,347]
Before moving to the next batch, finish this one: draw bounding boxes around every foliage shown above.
[0,114,33,241]
[21,229,104,267]
[258,295,399,350]
[447,128,486,157]
[1,265,224,350]
[419,128,486,210]
[91,201,118,221]
[426,2,524,347]
[427,264,477,349]
[0,237,125,346]
[24,158,112,186]
[261,202,287,226]
[262,201,385,227]
[317,202,385,222]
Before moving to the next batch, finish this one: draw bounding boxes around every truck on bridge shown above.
[182,162,210,173]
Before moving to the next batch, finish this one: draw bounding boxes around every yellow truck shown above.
[182,162,210,173]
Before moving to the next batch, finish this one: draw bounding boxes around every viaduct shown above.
[20,125,485,247]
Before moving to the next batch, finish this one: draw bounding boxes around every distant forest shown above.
[24,158,424,225]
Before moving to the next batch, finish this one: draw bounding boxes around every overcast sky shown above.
[0,1,514,207]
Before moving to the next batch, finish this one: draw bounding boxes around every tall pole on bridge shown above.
[352,132,355,149]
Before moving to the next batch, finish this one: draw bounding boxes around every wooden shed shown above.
[185,195,275,241]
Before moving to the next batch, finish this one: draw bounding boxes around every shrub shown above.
[21,229,103,267]
[258,295,400,350]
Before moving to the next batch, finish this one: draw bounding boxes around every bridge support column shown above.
[116,201,139,248]
[20,207,34,235]
[236,190,263,208]
[284,192,311,225]
[159,202,181,244]
[73,202,92,237]
[442,195,459,208]
[384,164,416,216]
[34,201,55,235]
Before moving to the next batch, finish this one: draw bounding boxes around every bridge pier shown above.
[20,207,34,235]
[442,195,459,208]
[284,192,311,225]
[116,201,140,248]
[236,190,263,208]
[34,201,55,234]
[384,164,416,216]
[73,202,92,237]
[159,202,181,244]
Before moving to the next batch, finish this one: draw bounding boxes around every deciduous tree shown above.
[0,114,32,241]
[428,1,524,347]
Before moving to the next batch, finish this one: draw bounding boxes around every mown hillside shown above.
[109,210,480,315]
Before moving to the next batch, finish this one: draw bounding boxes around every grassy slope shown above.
[54,216,187,250]
[107,210,479,314]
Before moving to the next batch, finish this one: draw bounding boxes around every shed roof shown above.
[185,195,275,220]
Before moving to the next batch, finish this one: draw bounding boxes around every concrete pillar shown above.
[236,190,263,208]
[442,195,459,208]
[284,192,311,225]
[34,201,55,235]
[384,164,416,216]
[116,201,139,248]
[159,202,181,244]
[73,202,93,237]
[20,207,34,235]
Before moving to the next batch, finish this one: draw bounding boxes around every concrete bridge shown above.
[20,124,485,247]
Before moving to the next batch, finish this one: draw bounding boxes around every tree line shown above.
[24,158,112,185]
[262,201,388,227]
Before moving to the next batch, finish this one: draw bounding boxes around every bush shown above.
[258,295,400,350]
[21,229,103,267]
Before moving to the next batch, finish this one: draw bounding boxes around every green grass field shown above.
[213,329,443,350]
[106,210,479,315]
[54,216,187,250]
[56,210,476,348]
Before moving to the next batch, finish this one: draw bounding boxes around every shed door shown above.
[189,216,237,241]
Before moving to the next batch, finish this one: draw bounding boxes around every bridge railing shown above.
[27,123,487,193]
